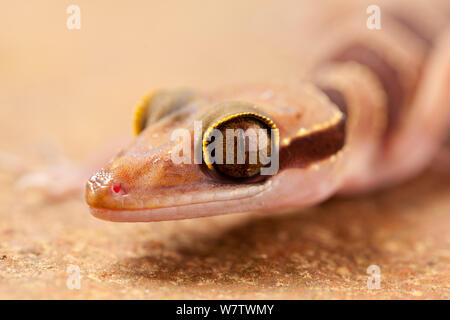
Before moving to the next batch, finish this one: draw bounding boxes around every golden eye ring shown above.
[201,102,278,181]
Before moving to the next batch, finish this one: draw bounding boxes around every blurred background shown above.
[1,0,342,159]
[0,0,449,299]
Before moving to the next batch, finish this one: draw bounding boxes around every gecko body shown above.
[86,3,450,222]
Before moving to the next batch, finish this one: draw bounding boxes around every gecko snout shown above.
[85,168,128,210]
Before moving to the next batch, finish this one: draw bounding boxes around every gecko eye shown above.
[202,102,278,181]
[133,89,196,135]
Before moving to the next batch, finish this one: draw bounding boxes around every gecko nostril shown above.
[112,184,121,194]
[111,183,127,196]
[112,184,122,193]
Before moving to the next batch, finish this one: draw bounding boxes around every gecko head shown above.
[86,87,347,222]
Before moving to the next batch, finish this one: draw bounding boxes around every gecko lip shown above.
[88,201,253,222]
[86,180,271,218]
[87,184,274,222]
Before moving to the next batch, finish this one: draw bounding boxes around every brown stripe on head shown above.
[279,88,347,170]
[332,44,403,138]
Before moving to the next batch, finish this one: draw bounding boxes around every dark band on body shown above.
[330,9,437,139]
[332,44,403,138]
[279,88,347,169]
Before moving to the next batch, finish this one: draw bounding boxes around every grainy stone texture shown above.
[1,170,449,299]
[0,0,448,299]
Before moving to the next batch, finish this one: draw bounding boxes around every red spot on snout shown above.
[112,184,122,194]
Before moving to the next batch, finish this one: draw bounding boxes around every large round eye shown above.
[202,102,278,181]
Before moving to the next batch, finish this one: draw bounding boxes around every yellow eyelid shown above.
[133,89,158,136]
[133,88,197,136]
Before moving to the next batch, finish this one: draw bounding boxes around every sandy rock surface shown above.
[0,0,448,299]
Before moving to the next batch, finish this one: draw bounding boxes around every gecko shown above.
[84,2,450,222]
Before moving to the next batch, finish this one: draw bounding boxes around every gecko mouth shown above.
[86,179,272,222]
[89,197,259,222]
